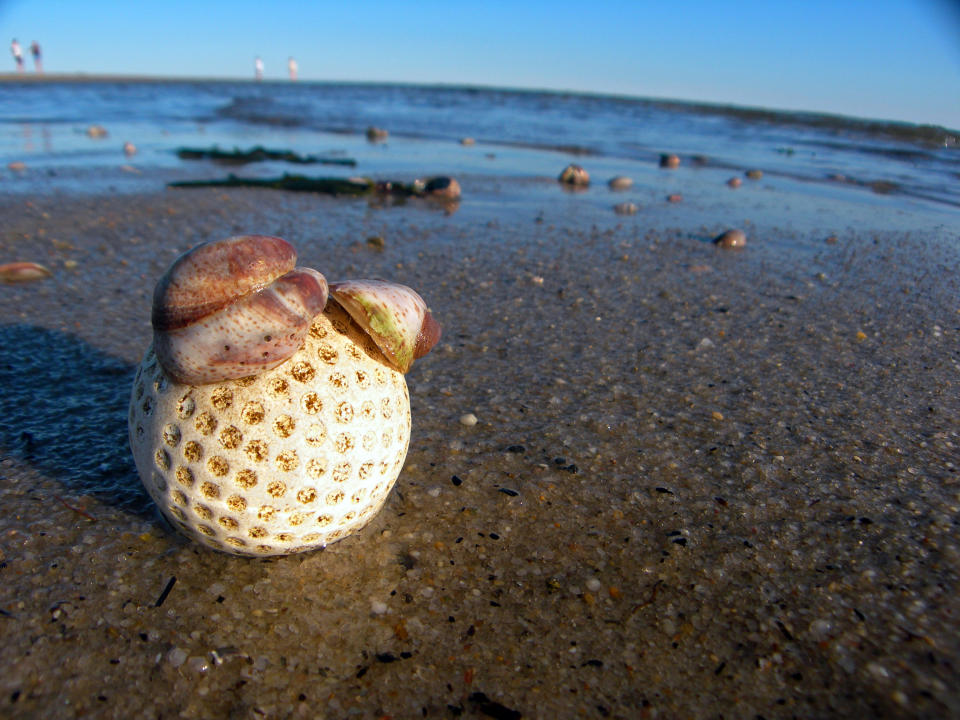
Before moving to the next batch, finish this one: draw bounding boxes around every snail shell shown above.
[714,229,747,249]
[558,164,590,186]
[0,261,52,283]
[422,176,461,200]
[329,279,441,374]
[152,235,328,385]
[659,153,680,169]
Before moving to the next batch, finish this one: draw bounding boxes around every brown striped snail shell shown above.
[152,235,329,385]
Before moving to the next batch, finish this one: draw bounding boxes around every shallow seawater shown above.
[2,78,959,218]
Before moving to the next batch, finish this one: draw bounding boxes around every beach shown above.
[0,79,959,718]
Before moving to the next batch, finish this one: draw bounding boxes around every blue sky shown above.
[2,0,958,128]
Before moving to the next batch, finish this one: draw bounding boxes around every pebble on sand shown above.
[667,193,683,203]
[745,169,763,180]
[659,153,680,169]
[727,177,742,189]
[366,126,388,142]
[459,413,478,427]
[713,229,746,249]
[0,261,53,283]
[613,202,638,215]
[166,647,188,668]
[608,176,633,191]
[558,164,590,186]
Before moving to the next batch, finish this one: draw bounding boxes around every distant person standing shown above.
[30,41,41,72]
[288,57,298,81]
[10,39,24,72]
[254,56,264,81]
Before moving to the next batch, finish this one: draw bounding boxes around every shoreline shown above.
[1,186,958,717]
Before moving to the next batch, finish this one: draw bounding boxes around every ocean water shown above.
[1,78,958,226]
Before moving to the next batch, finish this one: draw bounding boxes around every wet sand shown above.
[0,186,958,718]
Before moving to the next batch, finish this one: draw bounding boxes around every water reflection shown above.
[18,123,52,153]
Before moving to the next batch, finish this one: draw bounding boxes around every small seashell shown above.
[659,153,680,169]
[422,176,461,200]
[0,261,52,283]
[608,176,633,191]
[153,235,297,336]
[713,229,746,249]
[152,235,329,385]
[329,279,441,374]
[558,164,590,186]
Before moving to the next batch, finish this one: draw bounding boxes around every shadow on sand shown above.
[0,324,152,516]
